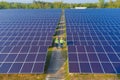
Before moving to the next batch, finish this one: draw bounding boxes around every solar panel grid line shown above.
[21,63,33,74]
[1,46,12,54]
[66,9,120,74]
[107,33,117,46]
[94,30,106,48]
[7,47,23,74]
[1,38,51,46]
[101,46,117,73]
[112,34,120,44]
[30,32,38,47]
[9,63,23,74]
[14,46,25,73]
[1,61,45,63]
[90,32,96,46]
[113,33,119,41]
[72,32,74,45]
[92,46,105,73]
[110,45,120,65]
[84,46,93,73]
[69,62,79,73]
[19,45,35,73]
[102,34,116,52]
[10,32,23,47]
[76,47,82,73]
[18,32,29,47]
[0,9,62,74]
[69,33,118,45]
[84,32,89,46]
[0,46,14,73]
[74,46,81,73]
[0,62,45,64]
[77,32,81,46]
[31,47,44,73]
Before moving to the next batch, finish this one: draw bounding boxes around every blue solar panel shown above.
[66,9,120,74]
[0,9,61,74]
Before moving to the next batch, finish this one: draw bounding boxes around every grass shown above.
[64,60,70,80]
[117,75,120,79]
[44,47,53,73]
[0,74,46,80]
[67,74,118,80]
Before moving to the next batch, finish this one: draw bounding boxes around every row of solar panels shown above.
[65,9,120,74]
[0,9,61,74]
[1,9,120,74]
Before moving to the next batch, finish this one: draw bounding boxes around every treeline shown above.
[0,0,120,9]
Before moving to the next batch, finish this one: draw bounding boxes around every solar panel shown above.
[0,9,61,74]
[68,45,120,73]
[66,9,120,74]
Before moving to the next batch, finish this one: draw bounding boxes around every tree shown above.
[11,3,18,8]
[0,0,120,9]
[109,0,113,5]
[44,3,51,8]
[116,0,120,8]
[0,1,10,9]
[53,2,63,8]
[97,0,104,8]
[108,0,113,8]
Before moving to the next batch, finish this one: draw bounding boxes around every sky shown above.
[0,0,115,3]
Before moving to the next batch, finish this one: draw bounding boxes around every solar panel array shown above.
[0,9,61,74]
[65,9,120,74]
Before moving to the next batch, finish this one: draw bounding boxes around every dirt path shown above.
[46,48,65,80]
[46,10,66,80]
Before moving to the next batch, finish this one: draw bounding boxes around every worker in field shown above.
[60,37,65,48]
[55,37,59,48]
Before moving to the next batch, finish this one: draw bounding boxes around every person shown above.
[60,37,65,48]
[55,37,59,48]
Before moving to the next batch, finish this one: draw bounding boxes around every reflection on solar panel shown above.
[0,9,61,74]
[65,9,120,74]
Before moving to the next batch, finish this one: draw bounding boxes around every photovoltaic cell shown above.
[32,63,45,73]
[78,54,88,62]
[91,63,103,73]
[69,63,80,73]
[102,63,115,73]
[77,46,85,52]
[16,54,27,62]
[9,63,23,73]
[0,9,61,74]
[0,63,12,73]
[80,63,91,73]
[88,54,99,62]
[68,54,78,61]
[98,54,109,62]
[66,9,120,74]
[21,63,33,73]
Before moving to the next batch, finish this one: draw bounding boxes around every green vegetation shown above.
[65,74,117,80]
[0,0,120,9]
[0,74,46,80]
[44,49,53,73]
[64,60,70,80]
[97,0,104,8]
